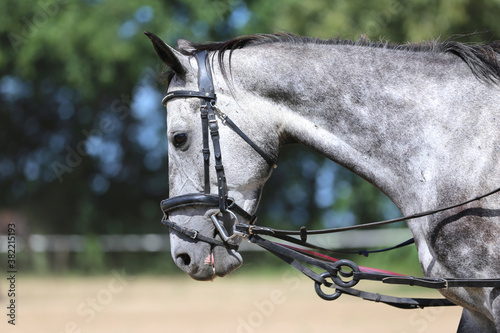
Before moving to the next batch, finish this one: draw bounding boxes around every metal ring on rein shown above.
[330,259,361,288]
[315,272,343,301]
[210,209,243,243]
[315,260,361,301]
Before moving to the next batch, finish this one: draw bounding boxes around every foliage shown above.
[1,0,500,246]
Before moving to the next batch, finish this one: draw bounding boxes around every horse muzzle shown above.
[161,193,257,250]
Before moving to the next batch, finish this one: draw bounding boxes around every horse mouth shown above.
[204,251,216,276]
[195,219,244,280]
[173,242,243,281]
[169,212,244,281]
[204,252,215,268]
[199,246,242,281]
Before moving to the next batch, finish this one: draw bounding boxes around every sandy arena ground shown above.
[1,273,463,333]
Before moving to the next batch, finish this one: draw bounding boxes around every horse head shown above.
[145,32,278,280]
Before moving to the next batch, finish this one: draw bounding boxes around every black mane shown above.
[180,33,500,84]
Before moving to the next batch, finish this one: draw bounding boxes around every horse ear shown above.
[144,31,186,76]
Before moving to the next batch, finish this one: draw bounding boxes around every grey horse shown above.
[147,32,500,332]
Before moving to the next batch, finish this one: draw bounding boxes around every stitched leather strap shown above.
[162,90,216,105]
[161,193,220,212]
[382,276,500,288]
[206,100,228,211]
[162,218,238,250]
[200,104,211,193]
[333,286,456,309]
[161,193,257,224]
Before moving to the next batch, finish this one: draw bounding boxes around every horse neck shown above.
[229,43,500,213]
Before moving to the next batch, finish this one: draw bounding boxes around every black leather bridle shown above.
[160,50,276,250]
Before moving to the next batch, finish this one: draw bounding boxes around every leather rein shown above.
[160,50,500,309]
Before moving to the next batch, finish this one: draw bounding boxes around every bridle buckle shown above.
[190,230,199,240]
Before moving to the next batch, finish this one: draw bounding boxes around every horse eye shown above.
[173,133,188,148]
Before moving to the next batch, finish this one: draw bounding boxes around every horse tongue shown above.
[204,252,215,268]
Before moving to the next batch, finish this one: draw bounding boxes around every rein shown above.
[237,186,500,239]
[238,187,500,309]
[160,49,500,309]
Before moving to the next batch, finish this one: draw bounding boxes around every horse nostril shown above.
[176,253,191,266]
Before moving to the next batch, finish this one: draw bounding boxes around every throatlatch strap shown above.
[219,114,276,166]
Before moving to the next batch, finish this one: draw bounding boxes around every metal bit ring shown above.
[315,272,343,301]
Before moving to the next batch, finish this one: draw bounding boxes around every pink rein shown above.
[279,243,406,276]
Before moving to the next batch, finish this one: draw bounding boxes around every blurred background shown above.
[3,1,500,332]
[1,0,500,276]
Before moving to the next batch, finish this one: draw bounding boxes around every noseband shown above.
[160,51,275,249]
